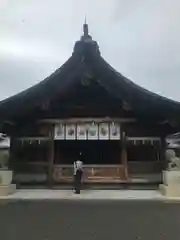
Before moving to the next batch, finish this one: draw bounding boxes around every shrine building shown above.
[1,23,180,187]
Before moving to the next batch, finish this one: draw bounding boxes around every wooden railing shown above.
[13,161,164,184]
[128,161,164,174]
[52,164,127,183]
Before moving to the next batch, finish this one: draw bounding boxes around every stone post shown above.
[0,149,16,196]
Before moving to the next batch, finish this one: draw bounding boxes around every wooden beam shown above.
[4,120,16,125]
[38,117,137,124]
[15,137,51,141]
[128,137,161,141]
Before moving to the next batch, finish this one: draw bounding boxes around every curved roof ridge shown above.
[0,55,74,106]
[99,56,180,106]
[0,25,180,122]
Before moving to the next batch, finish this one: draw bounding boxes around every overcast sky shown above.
[0,0,180,101]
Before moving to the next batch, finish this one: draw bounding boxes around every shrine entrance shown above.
[54,140,121,165]
[52,140,128,184]
[51,120,128,184]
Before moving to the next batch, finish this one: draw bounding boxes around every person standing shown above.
[73,153,83,194]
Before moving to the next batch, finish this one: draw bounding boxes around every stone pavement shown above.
[0,189,169,201]
[0,199,180,240]
[0,189,180,202]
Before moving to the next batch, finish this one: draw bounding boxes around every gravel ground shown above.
[0,200,180,240]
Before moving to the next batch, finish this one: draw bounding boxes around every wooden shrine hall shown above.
[1,23,180,186]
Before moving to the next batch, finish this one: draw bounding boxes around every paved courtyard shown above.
[0,198,180,240]
[1,189,180,201]
[0,189,163,200]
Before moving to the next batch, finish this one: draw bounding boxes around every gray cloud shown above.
[0,0,180,101]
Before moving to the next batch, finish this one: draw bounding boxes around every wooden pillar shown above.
[47,125,54,188]
[121,131,128,179]
[160,136,167,169]
[9,137,14,170]
[9,137,19,186]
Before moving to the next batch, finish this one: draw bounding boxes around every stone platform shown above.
[0,184,16,196]
[159,170,180,198]
[0,189,180,202]
[0,170,16,196]
[0,189,164,201]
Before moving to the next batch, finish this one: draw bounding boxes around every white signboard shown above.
[87,123,98,140]
[54,121,121,140]
[54,124,65,140]
[109,123,120,140]
[65,124,76,140]
[99,123,109,140]
[77,124,87,140]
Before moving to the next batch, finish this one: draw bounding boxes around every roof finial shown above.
[83,16,88,38]
[84,15,87,25]
[80,16,92,42]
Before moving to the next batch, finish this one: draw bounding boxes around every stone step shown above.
[159,184,180,197]
[0,184,16,196]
